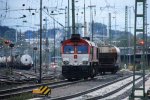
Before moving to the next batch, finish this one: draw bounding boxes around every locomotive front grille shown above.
[62,65,90,79]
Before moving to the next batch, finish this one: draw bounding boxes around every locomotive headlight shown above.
[82,58,89,65]
[63,58,69,65]
[82,61,88,65]
[63,60,69,65]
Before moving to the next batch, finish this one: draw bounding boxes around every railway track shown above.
[50,74,132,100]
[51,74,149,100]
[0,72,123,99]
[0,69,56,86]
[0,71,132,99]
[99,76,149,100]
[0,75,55,85]
[0,78,85,99]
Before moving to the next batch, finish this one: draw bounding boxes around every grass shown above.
[7,93,34,100]
[7,92,51,100]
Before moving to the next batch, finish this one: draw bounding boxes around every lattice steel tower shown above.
[129,0,147,99]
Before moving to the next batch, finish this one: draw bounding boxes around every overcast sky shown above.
[0,0,149,34]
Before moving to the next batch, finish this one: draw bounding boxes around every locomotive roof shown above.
[83,39,97,47]
[62,38,97,47]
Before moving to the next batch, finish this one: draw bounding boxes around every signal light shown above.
[138,40,144,46]
[4,40,10,45]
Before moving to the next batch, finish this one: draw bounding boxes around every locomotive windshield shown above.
[77,45,88,54]
[64,45,74,54]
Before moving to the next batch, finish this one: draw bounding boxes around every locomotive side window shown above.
[77,45,88,54]
[64,45,74,54]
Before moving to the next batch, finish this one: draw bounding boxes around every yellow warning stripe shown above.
[43,88,51,95]
[39,86,44,90]
[41,86,48,93]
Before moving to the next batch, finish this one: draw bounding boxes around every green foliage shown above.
[8,93,33,100]
[0,26,16,42]
[115,34,134,47]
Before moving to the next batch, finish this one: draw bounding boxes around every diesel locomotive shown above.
[61,34,120,80]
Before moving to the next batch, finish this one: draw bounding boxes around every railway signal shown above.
[33,47,37,73]
[4,40,9,44]
[9,43,14,48]
[9,43,14,74]
[138,40,144,46]
[4,40,11,46]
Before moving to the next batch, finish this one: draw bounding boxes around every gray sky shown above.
[0,0,149,34]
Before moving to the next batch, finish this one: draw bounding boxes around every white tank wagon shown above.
[0,56,14,67]
[15,54,33,70]
[0,57,4,67]
[98,45,120,74]
[0,54,33,70]
[0,57,7,67]
[6,56,12,63]
[1,57,6,63]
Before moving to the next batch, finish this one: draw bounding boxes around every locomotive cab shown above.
[61,34,99,80]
